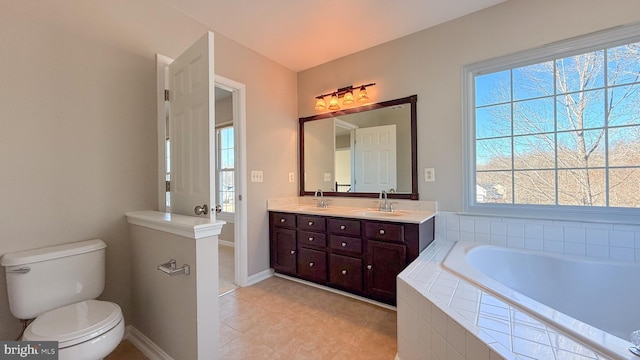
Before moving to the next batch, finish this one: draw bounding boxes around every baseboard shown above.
[246,268,274,286]
[218,239,234,248]
[125,325,174,360]
[273,273,397,311]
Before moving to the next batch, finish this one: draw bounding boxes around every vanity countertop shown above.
[267,197,436,224]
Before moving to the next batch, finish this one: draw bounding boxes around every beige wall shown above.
[0,0,297,340]
[129,225,199,360]
[298,0,640,211]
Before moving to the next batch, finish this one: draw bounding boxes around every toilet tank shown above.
[1,239,106,319]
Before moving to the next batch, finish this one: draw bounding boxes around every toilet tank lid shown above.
[1,239,106,267]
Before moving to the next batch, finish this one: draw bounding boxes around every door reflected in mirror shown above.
[300,95,418,200]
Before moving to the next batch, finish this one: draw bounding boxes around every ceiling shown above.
[156,0,507,72]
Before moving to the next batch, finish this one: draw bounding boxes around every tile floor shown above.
[108,276,397,359]
[218,276,397,359]
[218,244,238,295]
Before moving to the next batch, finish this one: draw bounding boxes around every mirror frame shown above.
[299,95,418,200]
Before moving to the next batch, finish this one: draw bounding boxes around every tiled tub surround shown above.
[396,239,633,360]
[445,242,638,358]
[394,212,640,360]
[436,212,640,263]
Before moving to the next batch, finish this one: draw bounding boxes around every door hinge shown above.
[164,89,170,101]
[239,194,242,201]
[165,180,170,192]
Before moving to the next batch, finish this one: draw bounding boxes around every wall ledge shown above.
[125,210,225,239]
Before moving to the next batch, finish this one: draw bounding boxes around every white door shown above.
[354,125,397,192]
[169,32,215,218]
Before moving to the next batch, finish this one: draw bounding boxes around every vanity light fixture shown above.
[314,83,375,111]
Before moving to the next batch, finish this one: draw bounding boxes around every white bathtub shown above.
[443,241,639,359]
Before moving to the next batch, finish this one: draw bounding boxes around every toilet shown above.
[1,239,124,360]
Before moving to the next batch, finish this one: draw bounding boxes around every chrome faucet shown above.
[314,189,328,208]
[378,190,393,212]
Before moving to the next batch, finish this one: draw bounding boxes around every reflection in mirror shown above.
[300,95,418,200]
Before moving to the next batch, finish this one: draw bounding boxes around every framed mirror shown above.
[299,95,418,200]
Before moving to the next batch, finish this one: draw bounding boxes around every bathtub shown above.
[442,241,639,359]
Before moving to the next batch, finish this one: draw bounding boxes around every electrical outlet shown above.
[288,172,295,183]
[251,170,264,183]
[324,173,332,182]
[424,168,435,182]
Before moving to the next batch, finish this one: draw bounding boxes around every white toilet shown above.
[1,239,124,360]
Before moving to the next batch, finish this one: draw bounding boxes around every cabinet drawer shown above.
[364,221,404,243]
[298,230,327,248]
[271,212,296,228]
[329,254,363,292]
[329,235,362,254]
[327,218,361,236]
[298,248,327,282]
[297,215,326,232]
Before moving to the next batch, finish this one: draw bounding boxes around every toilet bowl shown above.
[22,300,124,360]
[1,239,125,360]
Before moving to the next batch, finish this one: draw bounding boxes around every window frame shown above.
[463,22,640,224]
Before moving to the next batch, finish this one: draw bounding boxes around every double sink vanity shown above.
[270,93,435,306]
[268,197,436,305]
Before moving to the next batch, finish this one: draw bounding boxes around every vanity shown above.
[268,201,435,305]
[269,94,431,306]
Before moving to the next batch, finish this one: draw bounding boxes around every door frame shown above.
[156,54,249,287]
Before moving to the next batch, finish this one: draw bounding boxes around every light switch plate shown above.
[288,172,295,183]
[251,170,264,183]
[424,168,435,182]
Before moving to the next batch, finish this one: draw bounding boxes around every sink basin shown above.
[351,210,408,217]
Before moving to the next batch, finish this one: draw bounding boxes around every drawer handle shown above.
[308,237,314,241]
[309,262,314,267]
[379,229,385,235]
[340,225,346,230]
[290,250,296,255]
[341,269,347,275]
[280,218,286,223]
[367,265,373,270]
[341,242,347,247]
[308,221,314,226]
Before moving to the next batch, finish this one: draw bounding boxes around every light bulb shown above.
[315,97,326,110]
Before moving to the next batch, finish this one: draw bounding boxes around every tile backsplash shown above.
[436,212,640,263]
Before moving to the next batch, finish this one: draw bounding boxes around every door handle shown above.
[194,204,209,215]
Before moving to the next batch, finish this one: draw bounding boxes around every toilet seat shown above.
[23,300,122,348]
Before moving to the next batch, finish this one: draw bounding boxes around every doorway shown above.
[214,86,237,295]
[156,54,249,292]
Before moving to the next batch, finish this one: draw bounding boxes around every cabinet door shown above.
[297,248,327,282]
[329,254,363,293]
[270,227,297,274]
[365,240,406,304]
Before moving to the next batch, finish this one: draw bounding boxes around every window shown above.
[217,126,235,215]
[464,24,640,221]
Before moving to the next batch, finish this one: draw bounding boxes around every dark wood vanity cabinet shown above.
[269,213,297,275]
[269,211,435,305]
